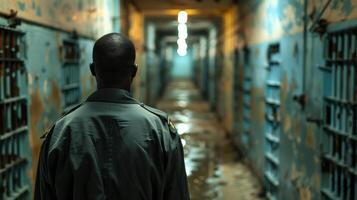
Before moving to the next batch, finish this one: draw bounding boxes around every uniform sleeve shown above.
[37,125,105,200]
[164,126,190,200]
[34,127,56,200]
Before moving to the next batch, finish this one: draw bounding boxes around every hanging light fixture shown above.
[177,11,188,56]
[178,11,188,24]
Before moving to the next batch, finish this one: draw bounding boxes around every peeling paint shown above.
[49,80,62,112]
[305,124,315,149]
[299,187,312,200]
[29,87,44,185]
[0,0,116,38]
[291,163,302,182]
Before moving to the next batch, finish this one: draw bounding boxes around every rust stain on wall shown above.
[293,115,302,143]
[251,87,265,124]
[49,80,61,112]
[299,187,312,200]
[90,76,95,87]
[305,124,315,149]
[284,115,292,136]
[0,0,115,38]
[291,163,302,182]
[312,173,320,189]
[29,87,44,185]
[280,73,292,138]
[81,76,88,97]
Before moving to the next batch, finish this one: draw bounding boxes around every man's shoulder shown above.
[41,103,83,139]
[139,104,178,134]
[139,104,168,122]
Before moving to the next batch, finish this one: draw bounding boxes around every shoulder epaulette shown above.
[40,103,83,139]
[139,103,177,133]
[62,103,83,116]
[139,103,168,122]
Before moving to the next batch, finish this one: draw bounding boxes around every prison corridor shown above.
[156,80,264,200]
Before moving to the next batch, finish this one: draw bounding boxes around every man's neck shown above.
[97,84,130,92]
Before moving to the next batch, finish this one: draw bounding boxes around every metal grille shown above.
[0,25,29,200]
[264,43,281,200]
[61,38,81,113]
[242,47,252,146]
[321,27,357,200]
[232,49,240,140]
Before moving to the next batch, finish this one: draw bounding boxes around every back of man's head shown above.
[91,33,136,87]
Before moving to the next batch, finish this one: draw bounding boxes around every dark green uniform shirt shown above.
[35,88,189,200]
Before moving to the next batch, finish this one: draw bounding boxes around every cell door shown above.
[61,38,81,113]
[320,25,357,200]
[264,43,281,200]
[0,25,30,200]
[242,47,252,148]
[232,48,240,142]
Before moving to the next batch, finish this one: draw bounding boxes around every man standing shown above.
[35,33,190,200]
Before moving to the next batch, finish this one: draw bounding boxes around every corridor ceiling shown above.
[131,0,235,16]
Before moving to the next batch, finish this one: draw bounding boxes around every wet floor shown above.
[156,80,265,200]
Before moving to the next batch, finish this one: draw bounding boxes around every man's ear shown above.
[131,64,138,78]
[90,63,96,76]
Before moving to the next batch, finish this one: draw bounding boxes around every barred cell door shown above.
[0,25,30,199]
[320,24,357,200]
[242,47,252,148]
[232,48,240,142]
[61,37,81,113]
[264,43,281,200]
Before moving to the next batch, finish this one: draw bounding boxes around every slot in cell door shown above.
[0,25,30,200]
[264,43,281,200]
[320,26,357,200]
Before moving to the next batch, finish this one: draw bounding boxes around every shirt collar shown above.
[86,88,139,104]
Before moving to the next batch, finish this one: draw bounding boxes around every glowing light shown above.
[178,23,187,33]
[178,31,188,39]
[178,43,187,50]
[176,123,190,134]
[177,38,186,46]
[177,38,187,50]
[181,139,186,147]
[177,48,187,57]
[178,11,188,24]
[177,10,188,56]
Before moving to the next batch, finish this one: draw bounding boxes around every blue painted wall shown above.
[197,0,357,199]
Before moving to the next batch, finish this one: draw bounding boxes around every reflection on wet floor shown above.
[156,80,265,200]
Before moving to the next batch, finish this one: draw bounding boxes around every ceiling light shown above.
[178,23,187,33]
[178,31,188,39]
[177,38,186,45]
[177,48,187,56]
[178,11,188,24]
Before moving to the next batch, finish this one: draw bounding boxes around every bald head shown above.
[91,33,137,89]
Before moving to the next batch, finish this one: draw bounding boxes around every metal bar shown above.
[264,171,279,187]
[265,98,280,106]
[266,81,281,87]
[4,185,28,200]
[0,157,26,175]
[0,26,24,35]
[324,155,357,176]
[62,83,80,91]
[0,126,28,142]
[0,25,29,200]
[265,133,280,143]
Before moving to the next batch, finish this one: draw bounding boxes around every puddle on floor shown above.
[156,80,265,200]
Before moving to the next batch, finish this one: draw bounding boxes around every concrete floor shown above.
[156,80,265,200]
